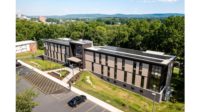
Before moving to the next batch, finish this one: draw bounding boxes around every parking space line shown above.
[85,104,97,112]
[71,100,90,112]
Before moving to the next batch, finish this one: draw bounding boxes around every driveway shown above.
[16,66,110,112]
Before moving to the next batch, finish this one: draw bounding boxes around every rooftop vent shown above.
[145,50,164,55]
[58,38,71,41]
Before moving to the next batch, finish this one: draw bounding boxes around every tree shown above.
[16,89,38,112]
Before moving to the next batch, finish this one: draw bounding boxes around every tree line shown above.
[16,16,184,59]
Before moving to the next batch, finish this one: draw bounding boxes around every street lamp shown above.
[152,85,156,112]
[70,64,74,76]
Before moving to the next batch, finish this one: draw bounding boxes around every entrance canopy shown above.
[67,57,82,63]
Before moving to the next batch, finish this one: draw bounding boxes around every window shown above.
[114,67,117,79]
[105,56,108,66]
[141,76,145,88]
[149,65,162,91]
[94,52,96,62]
[139,62,142,75]
[115,57,117,68]
[76,45,82,57]
[99,54,101,64]
[108,67,110,77]
[122,59,125,70]
[151,65,162,78]
[101,65,104,74]
[92,63,94,72]
[139,62,142,70]
[124,71,127,82]
[132,71,135,85]
[133,62,137,70]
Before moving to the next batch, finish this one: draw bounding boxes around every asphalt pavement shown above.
[16,66,110,112]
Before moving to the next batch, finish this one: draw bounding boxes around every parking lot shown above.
[16,66,110,112]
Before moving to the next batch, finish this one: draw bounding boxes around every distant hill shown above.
[28,13,184,19]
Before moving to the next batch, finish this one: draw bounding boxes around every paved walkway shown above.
[18,60,123,112]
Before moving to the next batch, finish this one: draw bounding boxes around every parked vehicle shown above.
[68,95,87,107]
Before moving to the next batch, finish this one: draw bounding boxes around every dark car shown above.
[68,95,87,107]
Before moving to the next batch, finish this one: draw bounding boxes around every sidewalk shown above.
[18,60,123,112]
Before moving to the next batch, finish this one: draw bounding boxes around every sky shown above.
[16,0,184,16]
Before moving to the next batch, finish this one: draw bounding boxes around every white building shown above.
[16,40,37,53]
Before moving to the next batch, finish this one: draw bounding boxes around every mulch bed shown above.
[48,72,64,80]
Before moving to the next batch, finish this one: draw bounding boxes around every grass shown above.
[17,49,64,71]
[57,70,69,78]
[23,58,64,71]
[74,71,184,112]
[16,50,44,59]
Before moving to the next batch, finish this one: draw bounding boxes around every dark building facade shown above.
[43,38,175,102]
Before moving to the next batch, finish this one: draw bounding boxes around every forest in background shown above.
[16,16,184,58]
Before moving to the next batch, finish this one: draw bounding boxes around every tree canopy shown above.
[16,16,184,58]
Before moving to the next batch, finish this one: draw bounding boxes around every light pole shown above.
[152,85,156,112]
[70,64,74,76]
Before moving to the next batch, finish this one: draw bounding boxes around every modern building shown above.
[43,38,175,102]
[16,40,37,53]
[43,38,93,67]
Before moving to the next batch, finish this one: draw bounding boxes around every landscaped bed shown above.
[22,58,64,71]
[74,71,184,112]
[48,70,69,80]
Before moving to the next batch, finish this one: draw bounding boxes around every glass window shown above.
[124,71,127,82]
[76,45,82,57]
[149,65,162,91]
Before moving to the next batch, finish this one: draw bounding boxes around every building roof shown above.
[16,40,36,46]
[44,39,71,46]
[44,38,93,45]
[67,57,82,63]
[86,46,175,65]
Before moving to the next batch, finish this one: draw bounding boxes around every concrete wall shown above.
[95,53,100,64]
[94,73,163,102]
[127,72,132,85]
[101,54,106,65]
[117,70,124,82]
[108,56,115,67]
[135,75,141,87]
[125,59,133,73]
[85,51,94,62]
[103,66,108,76]
[109,68,114,79]
[94,63,101,74]
[142,63,149,77]
[117,58,122,70]
[85,61,92,71]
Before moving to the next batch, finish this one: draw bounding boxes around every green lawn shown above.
[74,71,184,112]
[57,70,69,78]
[16,50,44,59]
[23,58,64,71]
